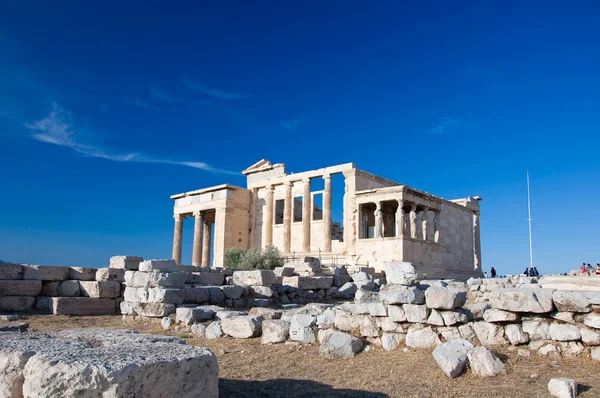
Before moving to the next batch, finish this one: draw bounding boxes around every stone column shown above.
[474,212,482,269]
[323,173,332,251]
[409,204,418,239]
[192,211,204,266]
[264,185,274,248]
[302,178,311,252]
[202,220,212,267]
[422,206,430,241]
[375,201,383,238]
[172,214,185,265]
[283,181,292,253]
[396,200,405,237]
[434,210,440,243]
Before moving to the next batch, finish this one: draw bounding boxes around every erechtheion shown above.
[170,160,483,279]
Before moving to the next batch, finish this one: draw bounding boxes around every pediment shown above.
[242,159,274,175]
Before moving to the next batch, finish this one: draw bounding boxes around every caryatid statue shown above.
[374,203,384,238]
[409,204,418,239]
[424,209,436,242]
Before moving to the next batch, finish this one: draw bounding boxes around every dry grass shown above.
[23,315,600,397]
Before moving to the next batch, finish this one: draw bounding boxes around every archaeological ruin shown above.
[170,159,483,280]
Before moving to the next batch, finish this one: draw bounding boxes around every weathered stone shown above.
[120,301,175,317]
[467,346,505,377]
[34,297,52,312]
[183,287,210,304]
[52,297,116,315]
[338,282,358,297]
[504,324,530,345]
[248,285,274,298]
[403,304,430,323]
[316,308,336,329]
[176,307,216,325]
[109,255,143,270]
[522,320,550,340]
[282,276,333,290]
[0,264,23,280]
[124,287,184,304]
[334,310,361,331]
[79,281,121,299]
[57,280,80,297]
[320,331,363,359]
[0,280,42,296]
[550,311,576,324]
[472,321,507,345]
[190,323,206,337]
[205,321,223,339]
[261,320,290,344]
[207,286,225,304]
[552,290,591,313]
[95,268,125,282]
[425,286,467,310]
[458,323,477,343]
[580,327,600,345]
[22,265,70,281]
[548,378,577,398]
[381,332,405,351]
[549,323,581,341]
[69,267,97,281]
[40,281,60,297]
[290,314,317,343]
[463,302,490,321]
[482,308,519,323]
[387,305,406,322]
[249,307,282,320]
[222,316,263,338]
[359,316,380,337]
[538,343,562,359]
[559,341,585,357]
[274,266,295,277]
[489,288,554,313]
[405,325,441,348]
[583,313,600,329]
[385,262,416,286]
[232,270,276,287]
[378,317,404,333]
[333,266,351,287]
[0,328,218,398]
[0,322,28,332]
[427,309,445,326]
[161,317,175,330]
[432,339,474,378]
[438,326,462,341]
[0,297,35,312]
[380,284,424,305]
[215,310,247,320]
[124,271,187,288]
[138,259,180,273]
[0,314,21,321]
[189,272,225,286]
[441,309,470,326]
[592,346,600,361]
[220,285,243,299]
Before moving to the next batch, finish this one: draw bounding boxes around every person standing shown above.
[581,263,587,276]
[490,267,497,278]
[587,264,593,276]
[596,263,600,276]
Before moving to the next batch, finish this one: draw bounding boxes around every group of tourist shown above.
[523,267,540,277]
[580,263,600,276]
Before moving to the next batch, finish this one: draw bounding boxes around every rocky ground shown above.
[23,315,600,398]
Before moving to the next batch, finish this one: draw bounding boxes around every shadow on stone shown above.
[219,378,389,398]
[577,383,592,394]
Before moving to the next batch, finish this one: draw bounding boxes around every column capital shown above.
[283,180,293,187]
[410,203,417,211]
[302,177,311,184]
[193,210,203,218]
[174,214,186,221]
[323,173,332,181]
[265,184,274,192]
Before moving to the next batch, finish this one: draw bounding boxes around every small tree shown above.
[224,247,245,269]
[240,248,264,269]
[262,245,285,270]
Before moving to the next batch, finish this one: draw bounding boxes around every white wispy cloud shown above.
[184,78,250,99]
[25,103,238,175]
[426,117,473,135]
[280,117,302,131]
[124,97,149,107]
[149,86,182,102]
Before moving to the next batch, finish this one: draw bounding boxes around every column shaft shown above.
[192,211,204,266]
[323,174,332,251]
[474,212,482,270]
[264,185,274,248]
[172,214,185,265]
[302,178,311,252]
[202,220,212,267]
[396,200,405,237]
[283,182,292,253]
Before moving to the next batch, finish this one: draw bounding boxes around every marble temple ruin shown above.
[170,160,483,280]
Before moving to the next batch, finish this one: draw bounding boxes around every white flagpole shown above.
[527,171,534,269]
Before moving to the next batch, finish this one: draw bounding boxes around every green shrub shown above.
[240,248,264,269]
[224,247,246,269]
[262,245,285,270]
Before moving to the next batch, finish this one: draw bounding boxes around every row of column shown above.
[262,174,332,253]
[172,212,213,266]
[372,200,440,242]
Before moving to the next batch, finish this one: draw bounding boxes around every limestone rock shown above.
[39,281,58,297]
[0,322,28,332]
[387,305,407,322]
[120,301,175,317]
[221,285,243,299]
[522,320,550,340]
[549,323,581,341]
[425,286,467,310]
[138,259,181,273]
[161,317,175,330]
[359,316,380,338]
[319,331,363,359]
[338,282,358,297]
[190,272,225,286]
[381,332,404,351]
[458,323,477,343]
[57,280,81,297]
[467,346,505,377]
[261,320,290,344]
[441,309,470,326]
[427,309,445,326]
[380,284,424,305]
[504,324,530,345]
[124,271,187,288]
[289,314,317,343]
[592,347,600,361]
[552,290,591,313]
[316,308,335,329]
[378,317,404,333]
[183,287,210,304]
[489,288,554,313]
[176,307,216,325]
[403,304,430,323]
[0,264,23,280]
[95,268,126,282]
[0,297,35,312]
[22,265,69,281]
[559,341,585,357]
[550,311,576,324]
[0,314,21,321]
[69,267,97,281]
[583,313,600,329]
[249,307,282,320]
[248,285,274,298]
[283,276,333,290]
[385,262,416,286]
[205,321,223,339]
[463,302,490,321]
[109,255,143,270]
[222,316,263,338]
[52,297,117,315]
[483,308,519,323]
[580,327,600,345]
[438,326,462,341]
[125,287,184,304]
[432,339,474,378]
[334,311,361,332]
[472,321,507,345]
[548,378,577,398]
[79,281,121,299]
[0,280,42,296]
[405,325,441,348]
[215,311,247,320]
[538,344,562,359]
[232,270,276,287]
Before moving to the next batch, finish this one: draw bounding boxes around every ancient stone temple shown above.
[170,160,483,279]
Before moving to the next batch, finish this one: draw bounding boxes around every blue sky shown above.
[1,1,599,274]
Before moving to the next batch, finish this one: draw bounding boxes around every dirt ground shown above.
[20,315,600,398]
